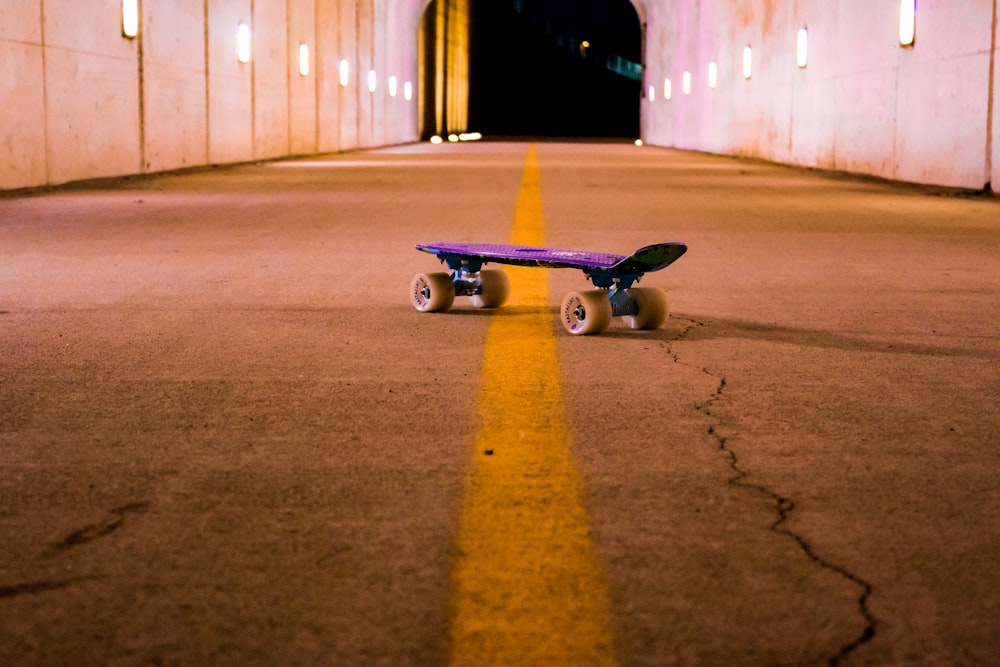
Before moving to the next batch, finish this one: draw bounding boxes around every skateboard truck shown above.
[438,254,487,297]
[584,270,644,311]
[606,282,643,318]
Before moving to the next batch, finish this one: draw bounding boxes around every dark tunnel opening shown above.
[421,0,642,140]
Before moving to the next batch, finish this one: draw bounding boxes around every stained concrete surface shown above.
[1,142,998,666]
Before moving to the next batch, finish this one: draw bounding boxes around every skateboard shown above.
[410,241,687,334]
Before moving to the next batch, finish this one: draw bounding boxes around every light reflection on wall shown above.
[298,44,309,76]
[237,23,251,64]
[339,59,349,87]
[121,0,138,38]
[796,28,808,68]
[899,0,916,46]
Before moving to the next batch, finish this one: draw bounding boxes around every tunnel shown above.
[1,1,997,192]
[420,0,643,140]
[3,2,1000,665]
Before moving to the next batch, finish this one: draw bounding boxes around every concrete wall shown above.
[1,0,142,187]
[0,0,422,190]
[1,2,49,187]
[992,0,1000,191]
[641,0,999,191]
[2,0,996,192]
[145,0,207,172]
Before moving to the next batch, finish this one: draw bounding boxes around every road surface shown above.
[2,142,999,666]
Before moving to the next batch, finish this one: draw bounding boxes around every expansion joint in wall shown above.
[985,0,998,190]
[137,0,146,173]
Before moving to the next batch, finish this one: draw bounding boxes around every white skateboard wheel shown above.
[470,270,511,309]
[411,272,455,312]
[623,287,669,330]
[560,290,612,335]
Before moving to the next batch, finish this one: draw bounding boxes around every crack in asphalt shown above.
[0,579,76,599]
[44,501,150,557]
[2,503,148,603]
[668,315,877,666]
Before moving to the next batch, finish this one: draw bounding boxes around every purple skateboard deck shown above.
[415,241,686,277]
[411,241,688,333]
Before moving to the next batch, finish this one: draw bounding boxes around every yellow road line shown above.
[450,145,618,666]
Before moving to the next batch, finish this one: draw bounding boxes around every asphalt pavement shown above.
[2,142,999,666]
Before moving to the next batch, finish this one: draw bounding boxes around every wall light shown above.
[743,46,752,79]
[682,70,691,95]
[298,44,309,76]
[648,84,655,101]
[664,78,672,100]
[237,23,251,63]
[389,76,398,97]
[122,0,138,38]
[796,28,808,68]
[368,70,377,93]
[404,81,413,101]
[708,61,718,88]
[339,60,349,87]
[899,0,916,46]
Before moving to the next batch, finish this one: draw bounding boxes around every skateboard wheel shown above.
[411,272,455,312]
[623,287,669,330]
[560,290,612,335]
[471,270,511,309]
